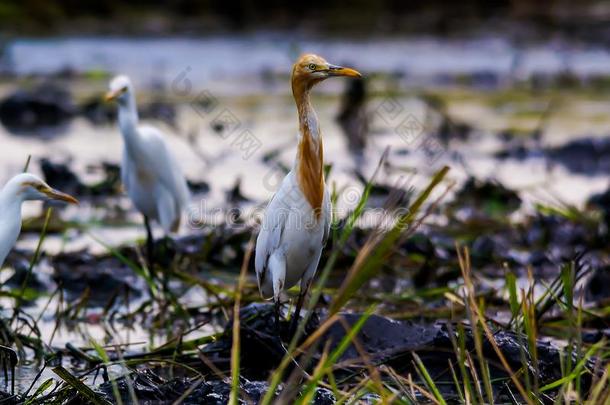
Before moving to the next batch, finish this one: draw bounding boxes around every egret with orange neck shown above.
[255,54,361,336]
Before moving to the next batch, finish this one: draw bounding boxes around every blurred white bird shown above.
[255,54,361,334]
[106,75,190,265]
[0,173,78,268]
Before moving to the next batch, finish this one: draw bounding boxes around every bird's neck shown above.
[117,94,142,156]
[0,181,23,267]
[293,82,325,218]
[0,181,25,219]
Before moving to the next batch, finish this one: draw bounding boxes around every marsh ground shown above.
[0,33,609,403]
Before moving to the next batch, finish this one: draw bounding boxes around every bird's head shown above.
[291,54,361,93]
[12,173,79,204]
[105,75,133,104]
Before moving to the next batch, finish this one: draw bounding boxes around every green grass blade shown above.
[24,378,54,404]
[90,339,123,405]
[330,165,450,314]
[297,306,375,404]
[539,341,603,392]
[229,236,253,405]
[52,366,112,405]
[87,230,158,296]
[412,352,447,405]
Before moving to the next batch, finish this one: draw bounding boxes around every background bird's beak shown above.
[104,90,119,102]
[44,188,79,205]
[327,64,362,78]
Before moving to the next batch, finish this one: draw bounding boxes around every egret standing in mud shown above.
[255,54,361,335]
[0,173,78,268]
[106,75,190,266]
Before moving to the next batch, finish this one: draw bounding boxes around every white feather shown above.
[0,174,76,267]
[255,171,330,300]
[111,76,190,234]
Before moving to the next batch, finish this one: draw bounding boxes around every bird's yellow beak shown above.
[327,64,362,78]
[104,90,119,102]
[43,187,79,205]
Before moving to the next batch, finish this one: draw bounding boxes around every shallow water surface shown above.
[1,34,610,397]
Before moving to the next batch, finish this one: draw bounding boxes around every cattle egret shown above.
[255,54,361,335]
[0,173,78,268]
[106,75,190,265]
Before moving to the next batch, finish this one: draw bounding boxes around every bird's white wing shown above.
[138,125,190,209]
[121,148,131,191]
[255,185,290,290]
[322,188,331,245]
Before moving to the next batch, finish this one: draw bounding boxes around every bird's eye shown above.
[308,64,317,71]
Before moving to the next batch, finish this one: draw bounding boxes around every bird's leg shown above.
[289,280,311,338]
[274,298,281,339]
[269,253,286,341]
[143,216,155,269]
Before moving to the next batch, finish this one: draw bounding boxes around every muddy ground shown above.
[1,34,610,403]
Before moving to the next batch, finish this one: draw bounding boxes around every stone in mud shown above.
[224,304,568,380]
[546,137,610,175]
[525,214,590,251]
[97,369,335,404]
[318,311,587,401]
[0,83,76,136]
[205,303,320,379]
[162,227,253,270]
[93,162,123,196]
[200,304,586,402]
[468,70,500,88]
[587,185,610,230]
[51,250,143,306]
[401,232,436,259]
[450,177,521,217]
[337,78,369,158]
[40,159,123,198]
[581,328,610,344]
[86,303,594,404]
[398,232,457,288]
[421,93,472,145]
[4,258,46,292]
[0,392,15,404]
[142,100,177,128]
[80,97,116,125]
[40,158,87,197]
[330,312,586,393]
[322,313,439,362]
[494,144,529,160]
[354,171,412,209]
[585,265,610,302]
[225,177,252,204]
[469,234,500,266]
[187,179,211,194]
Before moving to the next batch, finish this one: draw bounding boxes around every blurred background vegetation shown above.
[1,0,610,38]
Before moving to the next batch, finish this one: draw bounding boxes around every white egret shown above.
[255,54,361,334]
[0,173,78,268]
[105,75,190,265]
